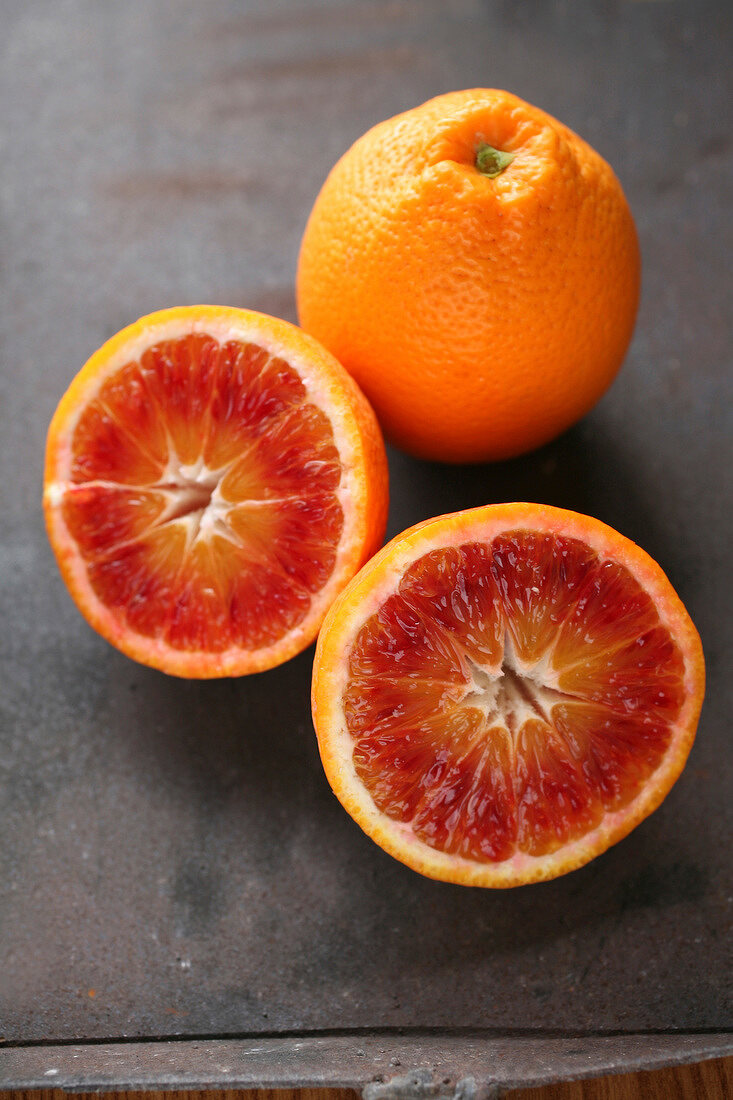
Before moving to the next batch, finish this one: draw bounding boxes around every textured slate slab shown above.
[0,1033,731,1095]
[0,0,730,1067]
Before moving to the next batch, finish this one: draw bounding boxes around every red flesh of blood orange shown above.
[312,504,704,886]
[44,306,388,677]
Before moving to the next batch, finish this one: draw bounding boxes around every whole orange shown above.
[297,89,641,463]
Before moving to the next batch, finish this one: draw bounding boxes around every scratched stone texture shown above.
[0,0,731,1046]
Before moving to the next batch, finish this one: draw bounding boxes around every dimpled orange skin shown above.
[297,90,641,464]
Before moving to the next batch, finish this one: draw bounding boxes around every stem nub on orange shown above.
[312,504,704,887]
[297,89,641,464]
[44,306,388,678]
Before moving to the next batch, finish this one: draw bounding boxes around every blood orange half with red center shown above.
[44,306,388,677]
[312,503,704,886]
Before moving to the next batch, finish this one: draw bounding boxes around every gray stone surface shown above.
[0,0,730,1063]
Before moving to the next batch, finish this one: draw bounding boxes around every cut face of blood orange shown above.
[312,503,705,886]
[44,306,388,677]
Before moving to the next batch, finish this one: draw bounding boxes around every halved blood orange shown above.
[44,305,388,677]
[312,503,705,886]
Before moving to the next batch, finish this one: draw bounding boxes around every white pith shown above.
[141,452,273,550]
[453,631,578,738]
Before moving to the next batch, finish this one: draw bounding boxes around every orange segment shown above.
[552,703,674,810]
[44,305,388,677]
[203,343,307,470]
[62,485,168,557]
[552,559,660,670]
[312,503,705,887]
[433,724,517,863]
[164,536,241,653]
[558,626,686,718]
[87,525,188,639]
[92,360,171,472]
[349,589,467,685]
[70,397,166,485]
[488,532,599,664]
[398,545,504,668]
[137,334,220,465]
[513,717,601,857]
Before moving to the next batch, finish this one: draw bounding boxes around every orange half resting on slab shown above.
[312,503,705,887]
[44,305,388,677]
